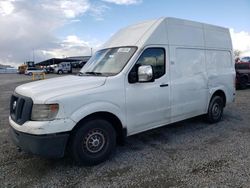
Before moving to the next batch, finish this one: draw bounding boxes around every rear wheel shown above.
[58,70,63,74]
[69,119,116,166]
[28,72,32,76]
[206,96,224,123]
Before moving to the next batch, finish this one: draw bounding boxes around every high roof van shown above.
[9,17,235,165]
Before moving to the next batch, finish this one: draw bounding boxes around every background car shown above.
[235,56,250,89]
[25,67,45,76]
[240,56,250,63]
[44,67,54,74]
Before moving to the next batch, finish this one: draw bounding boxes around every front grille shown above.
[10,94,33,125]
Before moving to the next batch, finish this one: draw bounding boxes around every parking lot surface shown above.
[0,74,250,187]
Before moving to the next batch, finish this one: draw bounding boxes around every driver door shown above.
[125,46,171,135]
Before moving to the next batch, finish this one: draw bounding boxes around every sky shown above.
[0,0,250,66]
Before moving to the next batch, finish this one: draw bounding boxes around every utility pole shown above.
[32,48,35,63]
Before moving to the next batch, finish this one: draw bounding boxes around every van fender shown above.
[207,86,227,109]
[70,101,126,129]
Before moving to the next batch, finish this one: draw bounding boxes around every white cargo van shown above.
[54,62,72,74]
[9,17,235,165]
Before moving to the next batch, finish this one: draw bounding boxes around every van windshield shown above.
[79,47,137,76]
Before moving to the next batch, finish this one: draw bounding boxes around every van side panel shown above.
[167,24,204,47]
[206,50,235,104]
[170,48,208,120]
[203,25,232,49]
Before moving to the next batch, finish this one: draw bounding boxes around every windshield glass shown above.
[79,47,137,76]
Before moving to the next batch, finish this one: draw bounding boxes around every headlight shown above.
[31,104,59,121]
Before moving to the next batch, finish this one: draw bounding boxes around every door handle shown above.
[160,83,169,87]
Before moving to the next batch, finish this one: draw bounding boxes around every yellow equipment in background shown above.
[18,64,27,74]
[32,72,46,80]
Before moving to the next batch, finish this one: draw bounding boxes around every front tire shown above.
[69,119,116,166]
[206,96,224,123]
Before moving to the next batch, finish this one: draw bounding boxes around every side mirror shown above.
[138,65,154,82]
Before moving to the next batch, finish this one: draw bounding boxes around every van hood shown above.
[15,75,106,103]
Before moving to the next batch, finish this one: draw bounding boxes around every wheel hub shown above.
[212,103,221,117]
[84,129,105,153]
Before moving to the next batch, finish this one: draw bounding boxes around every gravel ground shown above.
[0,74,250,187]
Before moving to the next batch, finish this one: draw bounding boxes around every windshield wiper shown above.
[83,71,103,76]
[78,71,112,76]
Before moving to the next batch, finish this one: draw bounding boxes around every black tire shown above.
[206,96,224,123]
[28,72,32,76]
[69,119,116,166]
[239,76,248,89]
[58,70,63,74]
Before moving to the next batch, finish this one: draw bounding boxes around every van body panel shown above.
[167,24,204,47]
[125,45,171,135]
[102,19,160,48]
[206,49,235,104]
[70,101,126,129]
[69,76,127,130]
[203,25,232,49]
[170,47,208,119]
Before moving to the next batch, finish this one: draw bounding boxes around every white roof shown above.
[102,17,232,50]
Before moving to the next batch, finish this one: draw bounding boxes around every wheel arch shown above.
[71,111,126,144]
[210,89,226,107]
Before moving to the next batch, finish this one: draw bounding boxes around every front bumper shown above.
[9,116,76,135]
[10,127,69,158]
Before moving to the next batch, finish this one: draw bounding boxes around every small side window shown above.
[136,48,165,79]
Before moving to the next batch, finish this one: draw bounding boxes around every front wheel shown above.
[69,119,116,166]
[206,96,224,123]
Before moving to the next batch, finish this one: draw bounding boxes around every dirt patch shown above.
[191,159,229,175]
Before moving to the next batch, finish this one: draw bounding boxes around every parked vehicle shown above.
[9,17,235,165]
[72,61,88,68]
[235,57,250,89]
[240,56,250,63]
[54,62,72,74]
[17,64,27,74]
[18,62,35,74]
[71,62,80,68]
[44,66,54,74]
[24,67,45,76]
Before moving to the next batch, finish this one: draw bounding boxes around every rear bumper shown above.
[10,127,69,158]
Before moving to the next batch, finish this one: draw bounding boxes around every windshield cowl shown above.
[78,72,115,77]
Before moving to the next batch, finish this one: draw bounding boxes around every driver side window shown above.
[136,48,165,79]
